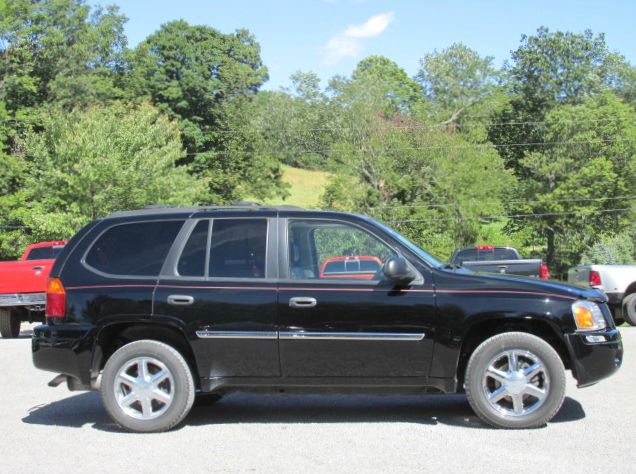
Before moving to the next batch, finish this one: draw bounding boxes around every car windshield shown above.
[362,216,444,268]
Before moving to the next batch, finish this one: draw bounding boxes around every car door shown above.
[277,216,437,378]
[153,216,280,380]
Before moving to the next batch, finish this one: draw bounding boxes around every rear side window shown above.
[177,220,209,277]
[209,219,267,278]
[85,220,184,276]
[454,248,518,264]
[26,245,64,260]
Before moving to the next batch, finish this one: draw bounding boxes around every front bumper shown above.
[565,328,623,387]
[32,324,97,388]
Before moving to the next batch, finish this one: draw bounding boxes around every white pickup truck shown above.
[568,264,636,325]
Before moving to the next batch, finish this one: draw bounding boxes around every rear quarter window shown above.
[85,220,184,276]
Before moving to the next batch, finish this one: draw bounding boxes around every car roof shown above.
[104,203,358,221]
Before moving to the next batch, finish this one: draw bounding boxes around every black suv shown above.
[33,205,623,432]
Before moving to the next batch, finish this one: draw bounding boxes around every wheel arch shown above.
[455,317,570,393]
[623,281,636,299]
[92,321,200,389]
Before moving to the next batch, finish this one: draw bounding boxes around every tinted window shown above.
[288,220,394,280]
[86,221,184,276]
[454,248,519,264]
[26,245,64,260]
[209,219,267,278]
[177,220,209,277]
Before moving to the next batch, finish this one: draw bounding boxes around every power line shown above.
[182,137,636,157]
[386,207,635,224]
[370,194,636,211]
[2,116,630,134]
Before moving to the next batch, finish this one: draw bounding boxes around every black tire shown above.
[465,332,566,429]
[101,340,195,433]
[0,308,21,338]
[622,293,636,326]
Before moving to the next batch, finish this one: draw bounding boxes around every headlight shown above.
[572,300,607,331]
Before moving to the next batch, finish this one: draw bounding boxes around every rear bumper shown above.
[565,328,623,387]
[32,324,96,387]
[0,292,45,307]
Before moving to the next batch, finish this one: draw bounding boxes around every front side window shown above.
[288,220,395,280]
[209,219,267,278]
[85,220,184,276]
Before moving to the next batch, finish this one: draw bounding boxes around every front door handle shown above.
[167,294,195,306]
[289,297,317,308]
[32,266,44,271]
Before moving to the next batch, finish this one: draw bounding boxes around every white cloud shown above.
[321,12,395,65]
[345,12,395,38]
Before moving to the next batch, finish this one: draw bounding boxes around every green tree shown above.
[0,103,207,255]
[0,0,128,112]
[416,43,502,129]
[253,71,336,169]
[126,20,285,202]
[509,93,636,274]
[489,27,625,175]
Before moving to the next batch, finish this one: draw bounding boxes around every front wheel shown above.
[465,332,566,429]
[101,340,195,432]
[622,294,636,326]
[0,308,21,338]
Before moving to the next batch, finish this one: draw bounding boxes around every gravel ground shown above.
[0,325,634,474]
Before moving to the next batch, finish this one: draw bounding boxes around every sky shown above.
[88,0,636,90]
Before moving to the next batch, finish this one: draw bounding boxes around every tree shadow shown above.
[22,392,585,433]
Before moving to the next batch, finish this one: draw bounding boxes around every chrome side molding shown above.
[196,330,278,340]
[279,331,425,341]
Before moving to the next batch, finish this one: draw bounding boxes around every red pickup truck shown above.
[0,241,66,338]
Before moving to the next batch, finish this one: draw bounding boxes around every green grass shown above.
[259,165,331,209]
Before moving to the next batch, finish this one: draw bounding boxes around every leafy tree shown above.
[322,70,514,258]
[417,43,502,129]
[253,71,336,169]
[580,231,635,265]
[126,20,285,202]
[489,27,625,175]
[0,0,128,112]
[508,93,636,274]
[0,103,207,255]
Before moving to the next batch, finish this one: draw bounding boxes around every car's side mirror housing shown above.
[383,256,416,285]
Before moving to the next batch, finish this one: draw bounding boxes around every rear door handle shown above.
[289,297,317,308]
[167,295,194,306]
[32,266,44,271]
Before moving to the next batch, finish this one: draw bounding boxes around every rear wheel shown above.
[465,332,566,429]
[622,294,636,326]
[101,340,195,433]
[0,308,21,338]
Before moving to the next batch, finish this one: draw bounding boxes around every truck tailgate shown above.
[461,259,543,277]
[0,259,53,295]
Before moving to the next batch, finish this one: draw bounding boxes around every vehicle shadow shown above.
[21,392,585,433]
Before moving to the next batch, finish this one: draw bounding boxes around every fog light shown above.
[585,335,606,343]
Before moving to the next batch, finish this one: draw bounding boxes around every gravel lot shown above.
[1,325,634,474]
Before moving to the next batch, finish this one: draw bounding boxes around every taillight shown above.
[589,270,602,287]
[46,277,66,318]
[539,263,550,280]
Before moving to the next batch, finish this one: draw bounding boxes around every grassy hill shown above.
[259,165,331,209]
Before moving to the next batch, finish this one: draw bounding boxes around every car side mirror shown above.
[383,256,416,285]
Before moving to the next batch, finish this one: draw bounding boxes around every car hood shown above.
[446,267,606,302]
